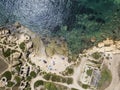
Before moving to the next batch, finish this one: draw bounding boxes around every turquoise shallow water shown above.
[54,0,120,54]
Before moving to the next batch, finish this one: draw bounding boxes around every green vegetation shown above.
[2,71,12,81]
[43,73,51,80]
[92,52,101,59]
[51,75,61,82]
[67,68,74,75]
[82,84,90,89]
[14,76,21,86]
[44,73,61,82]
[7,81,15,87]
[34,80,44,88]
[34,80,70,90]
[45,82,57,90]
[71,88,78,90]
[98,65,112,90]
[64,67,74,75]
[30,71,37,78]
[24,87,31,90]
[86,69,93,76]
[27,76,32,81]
[43,73,73,84]
[61,77,66,83]
[15,66,20,72]
[66,78,73,84]
[2,48,16,57]
[19,42,25,51]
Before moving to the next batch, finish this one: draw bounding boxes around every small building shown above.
[0,77,7,87]
[80,61,101,89]
[90,69,101,88]
[19,81,27,90]
[20,65,30,78]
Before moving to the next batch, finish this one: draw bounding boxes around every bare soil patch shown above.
[0,58,8,74]
[97,65,112,90]
[118,63,120,80]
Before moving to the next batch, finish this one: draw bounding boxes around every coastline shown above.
[0,23,120,90]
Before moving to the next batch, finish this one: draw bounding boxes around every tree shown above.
[43,73,51,80]
[19,42,25,51]
[34,80,44,88]
[7,81,15,87]
[66,78,73,84]
[30,71,37,78]
[45,82,57,90]
[2,71,12,81]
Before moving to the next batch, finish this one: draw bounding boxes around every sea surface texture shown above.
[0,0,71,34]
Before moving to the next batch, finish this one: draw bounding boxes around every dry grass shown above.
[97,65,112,90]
[0,58,8,74]
[118,63,120,80]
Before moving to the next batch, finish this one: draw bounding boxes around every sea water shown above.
[0,0,71,34]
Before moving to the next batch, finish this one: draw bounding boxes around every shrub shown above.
[34,80,44,88]
[71,88,78,90]
[14,76,21,86]
[30,71,37,78]
[67,68,74,75]
[98,66,112,89]
[61,78,66,83]
[2,71,12,81]
[45,82,57,90]
[86,69,93,76]
[27,76,32,81]
[92,52,101,59]
[82,84,89,89]
[15,66,20,72]
[2,49,16,57]
[19,42,25,51]
[43,73,51,80]
[51,75,61,82]
[66,78,73,84]
[7,81,15,87]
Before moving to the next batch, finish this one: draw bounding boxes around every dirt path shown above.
[71,57,87,90]
[105,54,120,90]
